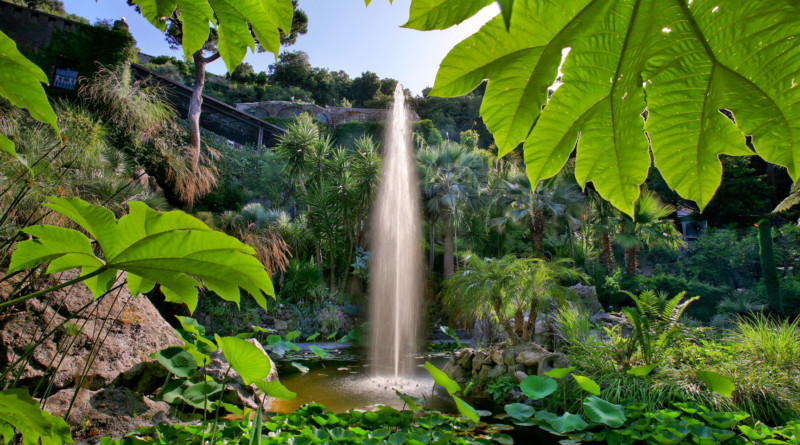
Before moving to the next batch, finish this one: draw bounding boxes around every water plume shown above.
[368,84,423,379]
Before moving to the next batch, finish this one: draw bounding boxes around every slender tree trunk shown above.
[513,308,525,339]
[493,298,520,345]
[524,297,539,343]
[624,246,640,274]
[442,214,455,279]
[530,212,546,258]
[429,221,436,272]
[185,50,219,211]
[600,231,614,273]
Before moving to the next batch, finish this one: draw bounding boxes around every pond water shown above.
[267,356,456,414]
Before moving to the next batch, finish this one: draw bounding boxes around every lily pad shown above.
[520,375,558,400]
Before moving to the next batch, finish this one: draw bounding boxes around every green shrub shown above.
[278,259,327,303]
[626,274,732,322]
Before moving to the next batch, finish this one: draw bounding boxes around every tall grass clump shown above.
[731,314,800,369]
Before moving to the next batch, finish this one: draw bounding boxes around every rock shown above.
[274,319,289,331]
[503,350,515,366]
[472,317,502,347]
[111,361,171,395]
[43,387,177,442]
[458,349,475,368]
[204,338,278,409]
[516,351,545,367]
[0,271,183,392]
[472,351,486,372]
[537,353,569,377]
[478,365,491,380]
[515,371,528,382]
[490,349,504,366]
[488,365,507,379]
[570,283,604,314]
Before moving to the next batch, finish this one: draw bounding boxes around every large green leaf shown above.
[423,361,460,394]
[504,403,535,422]
[255,380,296,401]
[8,197,274,312]
[572,375,601,396]
[153,346,198,378]
[133,0,293,72]
[215,335,271,385]
[0,30,58,161]
[519,375,557,400]
[423,0,800,215]
[402,0,494,30]
[582,396,626,428]
[453,395,480,423]
[0,389,72,444]
[696,371,735,398]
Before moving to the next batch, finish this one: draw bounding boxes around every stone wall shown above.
[236,101,420,128]
[443,343,568,387]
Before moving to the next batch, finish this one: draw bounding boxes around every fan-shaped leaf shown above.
[215,335,271,385]
[402,0,494,30]
[153,346,198,378]
[519,375,557,400]
[504,403,535,422]
[583,396,626,427]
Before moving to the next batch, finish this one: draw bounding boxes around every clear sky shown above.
[60,0,499,96]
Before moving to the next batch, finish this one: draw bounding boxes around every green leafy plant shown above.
[410,0,800,216]
[485,376,516,403]
[0,389,73,444]
[5,197,274,313]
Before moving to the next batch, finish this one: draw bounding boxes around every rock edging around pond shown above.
[443,343,568,387]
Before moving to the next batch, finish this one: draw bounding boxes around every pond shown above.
[268,355,457,414]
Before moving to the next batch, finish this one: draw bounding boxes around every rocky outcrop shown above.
[443,343,568,388]
[0,271,183,392]
[43,387,177,442]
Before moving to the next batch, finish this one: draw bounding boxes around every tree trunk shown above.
[442,215,455,279]
[523,297,539,343]
[529,212,546,258]
[189,51,207,170]
[624,246,640,274]
[493,298,520,345]
[600,231,614,273]
[513,308,525,339]
[429,220,436,272]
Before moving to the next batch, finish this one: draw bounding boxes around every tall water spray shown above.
[368,84,423,379]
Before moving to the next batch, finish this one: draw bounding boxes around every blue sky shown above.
[61,0,498,95]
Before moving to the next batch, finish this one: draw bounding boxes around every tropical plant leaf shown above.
[291,362,309,373]
[182,381,224,407]
[132,0,293,72]
[153,346,198,378]
[453,395,480,423]
[544,366,576,379]
[504,403,535,422]
[402,0,494,30]
[0,389,72,444]
[627,363,658,377]
[0,30,58,161]
[572,375,601,396]
[285,331,301,342]
[696,371,735,398]
[255,380,297,401]
[545,412,589,434]
[423,361,460,394]
[308,345,328,359]
[427,0,800,215]
[519,375,557,400]
[7,197,274,313]
[215,335,272,385]
[582,396,626,428]
[395,391,424,411]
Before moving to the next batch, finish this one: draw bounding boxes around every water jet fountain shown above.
[368,84,423,380]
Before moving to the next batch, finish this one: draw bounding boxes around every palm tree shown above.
[584,186,618,273]
[417,142,487,278]
[493,172,584,258]
[615,188,685,274]
[441,254,584,345]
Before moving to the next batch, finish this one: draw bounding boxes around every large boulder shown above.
[0,271,183,391]
[204,338,279,409]
[43,387,177,443]
[569,284,604,314]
